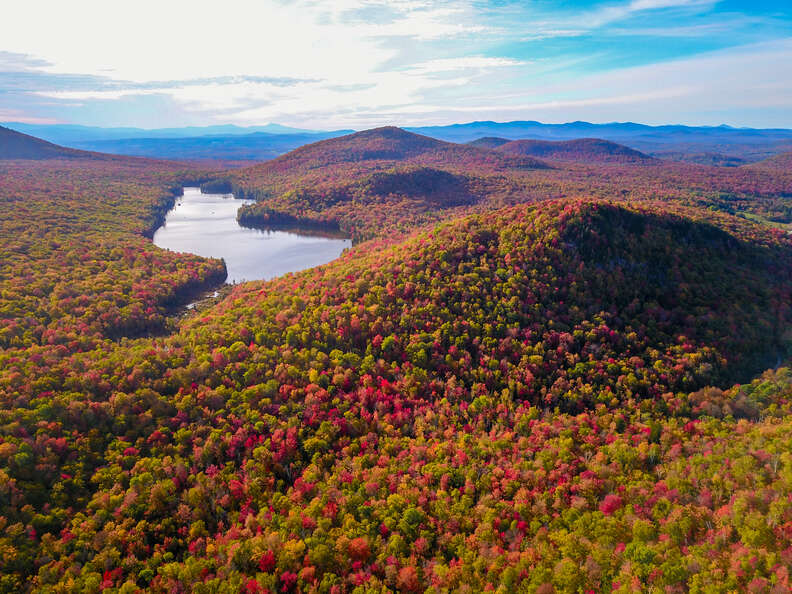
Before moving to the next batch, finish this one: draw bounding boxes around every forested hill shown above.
[746,150,792,172]
[495,138,656,163]
[221,123,792,244]
[227,127,552,241]
[466,136,512,149]
[3,126,792,591]
[0,125,89,160]
[237,126,550,175]
[3,196,792,590]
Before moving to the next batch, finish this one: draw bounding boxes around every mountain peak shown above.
[257,127,446,170]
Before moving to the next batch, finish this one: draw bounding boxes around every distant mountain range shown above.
[0,122,332,144]
[0,125,94,160]
[64,131,354,162]
[409,120,792,144]
[3,120,792,163]
[408,121,792,162]
[0,122,353,161]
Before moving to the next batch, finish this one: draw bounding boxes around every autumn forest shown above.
[2,120,792,594]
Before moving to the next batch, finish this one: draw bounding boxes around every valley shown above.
[6,0,792,588]
[1,123,792,592]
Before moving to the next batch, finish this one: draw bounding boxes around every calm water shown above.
[153,187,351,283]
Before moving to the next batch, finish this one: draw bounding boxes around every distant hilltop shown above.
[482,137,656,164]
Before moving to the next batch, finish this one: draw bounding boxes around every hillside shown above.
[649,150,748,167]
[225,125,792,245]
[268,126,444,166]
[3,192,792,590]
[0,125,88,160]
[219,123,792,243]
[226,127,550,241]
[745,150,792,172]
[466,136,512,149]
[240,126,549,175]
[8,120,792,162]
[496,137,656,163]
[0,156,227,350]
[2,128,792,590]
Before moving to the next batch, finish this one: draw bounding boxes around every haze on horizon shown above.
[2,0,791,130]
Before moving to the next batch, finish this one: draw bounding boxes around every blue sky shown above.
[1,0,790,129]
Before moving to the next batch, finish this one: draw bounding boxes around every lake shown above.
[153,187,351,283]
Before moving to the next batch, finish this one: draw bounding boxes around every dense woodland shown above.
[2,126,792,592]
[0,158,227,350]
[230,128,792,242]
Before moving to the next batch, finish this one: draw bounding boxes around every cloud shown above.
[516,0,720,40]
[0,0,487,83]
[1,0,790,128]
[0,51,50,72]
[406,57,525,74]
[388,87,695,115]
[307,0,492,39]
[368,38,792,127]
[197,37,791,128]
[31,74,319,100]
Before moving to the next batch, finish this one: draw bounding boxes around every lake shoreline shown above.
[152,187,352,284]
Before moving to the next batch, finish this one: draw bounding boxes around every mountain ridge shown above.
[495,137,656,163]
[8,119,791,162]
[1,121,349,143]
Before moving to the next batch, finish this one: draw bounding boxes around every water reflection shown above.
[153,187,351,283]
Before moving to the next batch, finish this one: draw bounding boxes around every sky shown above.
[1,0,791,129]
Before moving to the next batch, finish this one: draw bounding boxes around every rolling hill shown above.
[262,126,446,168]
[3,125,792,591]
[215,124,792,242]
[648,150,749,167]
[1,123,354,162]
[1,122,337,144]
[466,136,512,149]
[4,186,792,589]
[243,126,549,173]
[495,137,656,163]
[745,150,792,172]
[228,127,551,240]
[9,119,792,163]
[0,125,88,160]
